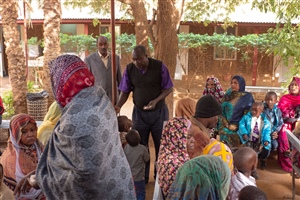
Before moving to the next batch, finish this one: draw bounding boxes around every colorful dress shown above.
[203,76,224,103]
[218,75,254,148]
[277,77,300,172]
[157,117,191,198]
[167,155,231,200]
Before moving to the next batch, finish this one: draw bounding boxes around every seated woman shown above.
[202,76,224,103]
[37,101,61,145]
[35,55,135,199]
[0,114,44,199]
[218,75,254,148]
[277,77,300,172]
[157,117,195,198]
[167,155,231,200]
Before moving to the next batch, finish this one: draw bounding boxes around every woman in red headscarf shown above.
[0,114,44,199]
[278,77,300,172]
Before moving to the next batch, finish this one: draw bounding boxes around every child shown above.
[263,91,283,152]
[0,163,14,200]
[117,115,133,148]
[238,185,267,200]
[229,147,257,200]
[124,129,150,200]
[238,102,272,170]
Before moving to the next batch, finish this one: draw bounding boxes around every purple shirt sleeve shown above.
[118,68,132,93]
[161,63,174,90]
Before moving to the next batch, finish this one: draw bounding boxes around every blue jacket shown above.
[263,103,284,133]
[238,112,272,150]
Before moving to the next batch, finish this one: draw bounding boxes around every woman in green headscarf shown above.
[167,155,231,200]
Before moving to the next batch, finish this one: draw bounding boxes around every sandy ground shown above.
[0,77,299,199]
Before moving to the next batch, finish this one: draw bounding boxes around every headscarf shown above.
[202,138,234,172]
[157,117,191,197]
[0,114,43,199]
[175,98,196,119]
[49,54,95,108]
[278,77,300,118]
[222,75,254,124]
[167,155,231,200]
[36,55,135,199]
[203,77,224,102]
[37,102,61,145]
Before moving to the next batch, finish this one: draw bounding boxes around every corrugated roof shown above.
[4,1,300,24]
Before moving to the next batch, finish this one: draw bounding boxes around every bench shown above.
[286,130,300,200]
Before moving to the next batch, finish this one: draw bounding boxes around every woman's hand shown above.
[271,132,278,139]
[14,176,32,197]
[264,141,269,146]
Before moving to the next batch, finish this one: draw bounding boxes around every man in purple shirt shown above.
[115,45,173,183]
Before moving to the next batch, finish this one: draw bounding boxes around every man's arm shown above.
[115,92,130,113]
[84,57,92,72]
[116,56,122,86]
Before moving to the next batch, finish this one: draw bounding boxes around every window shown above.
[100,26,109,34]
[214,26,237,60]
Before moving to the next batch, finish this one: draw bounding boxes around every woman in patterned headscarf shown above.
[167,155,231,200]
[157,117,195,198]
[203,76,224,103]
[218,75,254,148]
[0,114,44,199]
[277,77,300,172]
[35,55,135,199]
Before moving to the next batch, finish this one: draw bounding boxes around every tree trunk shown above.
[42,0,61,104]
[156,0,185,117]
[0,0,28,114]
[119,0,150,54]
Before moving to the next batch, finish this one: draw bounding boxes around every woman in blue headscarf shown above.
[217,75,254,148]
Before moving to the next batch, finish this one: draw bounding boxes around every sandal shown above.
[284,151,292,158]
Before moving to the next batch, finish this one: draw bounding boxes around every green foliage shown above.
[27,37,40,45]
[2,91,14,118]
[27,81,42,93]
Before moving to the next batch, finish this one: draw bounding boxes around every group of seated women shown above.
[0,53,299,199]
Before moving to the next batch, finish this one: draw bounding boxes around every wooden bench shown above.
[286,130,300,200]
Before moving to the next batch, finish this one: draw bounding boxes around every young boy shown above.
[117,115,133,148]
[263,91,283,152]
[238,102,272,170]
[124,129,150,200]
[0,164,14,200]
[238,185,267,200]
[229,147,257,200]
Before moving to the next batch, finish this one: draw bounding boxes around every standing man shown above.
[115,45,173,183]
[84,36,122,103]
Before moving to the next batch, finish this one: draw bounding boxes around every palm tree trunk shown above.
[42,0,61,104]
[0,0,28,114]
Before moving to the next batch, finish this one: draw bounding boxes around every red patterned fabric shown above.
[49,55,95,107]
[202,76,224,102]
[58,69,94,107]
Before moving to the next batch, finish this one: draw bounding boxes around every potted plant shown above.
[27,37,41,58]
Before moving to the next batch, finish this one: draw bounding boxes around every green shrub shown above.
[2,91,14,119]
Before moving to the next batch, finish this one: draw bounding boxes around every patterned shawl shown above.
[0,114,43,199]
[175,98,196,120]
[36,55,135,199]
[49,54,95,108]
[37,102,61,145]
[203,77,224,102]
[167,155,231,200]
[157,117,191,197]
